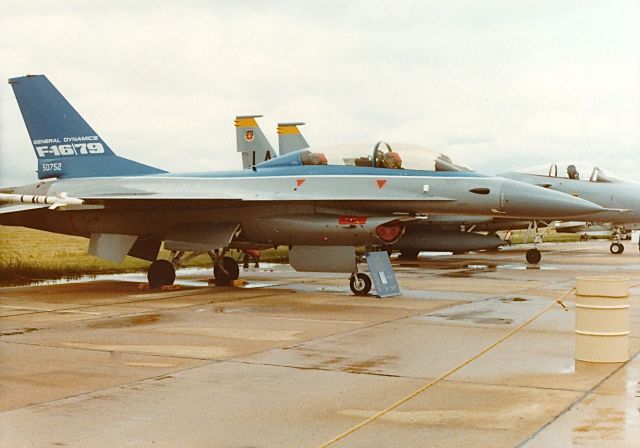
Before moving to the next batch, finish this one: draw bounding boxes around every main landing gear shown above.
[213,255,240,286]
[146,249,240,289]
[147,259,176,289]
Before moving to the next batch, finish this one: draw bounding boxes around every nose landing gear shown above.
[610,242,625,254]
[525,221,544,264]
[350,272,372,296]
[610,227,625,255]
[525,248,542,264]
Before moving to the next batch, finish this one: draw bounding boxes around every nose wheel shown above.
[147,259,176,289]
[524,220,544,264]
[350,273,372,296]
[609,226,625,255]
[525,248,541,264]
[610,242,625,255]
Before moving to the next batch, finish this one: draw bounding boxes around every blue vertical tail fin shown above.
[9,75,165,179]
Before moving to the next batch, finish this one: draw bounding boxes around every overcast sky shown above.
[1,0,638,186]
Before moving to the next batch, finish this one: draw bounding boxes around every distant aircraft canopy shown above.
[517,162,623,183]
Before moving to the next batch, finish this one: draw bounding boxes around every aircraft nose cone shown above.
[500,180,604,218]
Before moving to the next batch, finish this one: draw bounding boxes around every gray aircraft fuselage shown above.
[1,162,604,256]
[501,172,640,225]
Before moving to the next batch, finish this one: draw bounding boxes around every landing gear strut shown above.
[525,220,543,264]
[147,259,176,289]
[350,272,372,296]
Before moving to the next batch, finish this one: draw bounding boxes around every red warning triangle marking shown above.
[376,179,387,189]
[296,179,306,187]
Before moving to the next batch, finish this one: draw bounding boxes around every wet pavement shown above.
[0,240,639,447]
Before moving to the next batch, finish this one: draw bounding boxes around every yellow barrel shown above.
[575,276,630,363]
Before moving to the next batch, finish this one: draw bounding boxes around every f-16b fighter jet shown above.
[501,162,640,260]
[245,122,636,264]
[235,120,510,256]
[0,75,604,294]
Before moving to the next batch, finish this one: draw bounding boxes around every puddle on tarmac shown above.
[438,263,559,277]
[430,309,514,326]
[2,265,281,288]
[426,296,536,325]
[497,264,556,271]
[0,327,39,336]
[500,297,528,303]
[440,264,496,278]
[88,313,164,329]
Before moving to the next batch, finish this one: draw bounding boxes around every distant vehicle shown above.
[0,75,604,294]
[501,162,640,258]
[554,221,636,240]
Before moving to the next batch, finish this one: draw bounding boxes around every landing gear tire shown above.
[526,248,541,264]
[398,249,419,260]
[147,260,176,289]
[610,243,624,255]
[213,256,240,286]
[350,273,372,296]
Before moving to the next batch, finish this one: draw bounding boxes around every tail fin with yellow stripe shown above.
[277,122,309,155]
[235,115,275,169]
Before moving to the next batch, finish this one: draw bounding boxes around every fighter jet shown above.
[0,75,604,295]
[501,162,640,259]
[257,123,639,263]
[233,120,517,257]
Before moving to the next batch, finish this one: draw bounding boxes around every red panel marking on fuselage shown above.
[296,179,306,187]
[338,216,368,225]
[376,179,387,189]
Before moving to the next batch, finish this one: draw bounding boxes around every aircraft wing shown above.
[73,197,457,220]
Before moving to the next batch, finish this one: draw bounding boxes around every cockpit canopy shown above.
[254,141,472,172]
[517,162,621,183]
